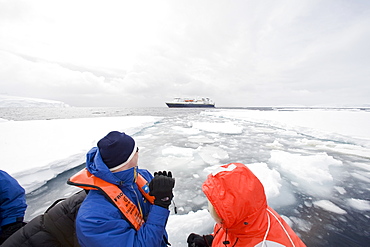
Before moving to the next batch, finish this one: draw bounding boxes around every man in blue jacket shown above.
[0,170,27,244]
[74,131,175,247]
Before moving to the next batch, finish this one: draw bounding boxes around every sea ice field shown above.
[0,106,369,247]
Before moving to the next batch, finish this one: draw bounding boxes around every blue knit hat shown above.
[97,131,137,171]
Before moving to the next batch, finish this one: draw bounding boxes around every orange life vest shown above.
[67,168,155,231]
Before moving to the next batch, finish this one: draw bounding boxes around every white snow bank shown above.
[0,116,161,192]
[204,109,370,146]
[297,139,370,159]
[0,95,70,107]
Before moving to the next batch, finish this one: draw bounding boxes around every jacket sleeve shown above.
[76,197,169,247]
[0,170,27,227]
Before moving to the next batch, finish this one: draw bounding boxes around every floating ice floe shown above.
[313,200,347,214]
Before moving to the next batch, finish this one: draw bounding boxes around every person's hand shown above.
[187,233,214,247]
[149,171,175,209]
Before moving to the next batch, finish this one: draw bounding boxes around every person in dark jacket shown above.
[1,190,86,247]
[0,170,27,244]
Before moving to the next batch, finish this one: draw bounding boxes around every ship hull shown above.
[166,103,215,108]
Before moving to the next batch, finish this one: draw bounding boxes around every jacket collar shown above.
[86,147,136,186]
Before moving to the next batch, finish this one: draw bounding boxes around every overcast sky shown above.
[0,0,369,107]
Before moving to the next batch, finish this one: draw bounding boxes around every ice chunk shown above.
[191,121,243,134]
[334,186,346,195]
[171,126,201,135]
[162,146,195,157]
[151,156,195,171]
[188,135,215,144]
[289,216,312,232]
[347,198,370,211]
[281,215,293,227]
[352,162,370,171]
[316,142,370,159]
[266,140,284,149]
[192,195,207,205]
[167,209,214,246]
[247,163,282,199]
[197,146,229,165]
[313,200,347,214]
[350,172,370,183]
[269,150,342,197]
[211,163,237,176]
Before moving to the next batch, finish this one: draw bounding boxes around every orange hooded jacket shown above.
[202,163,306,247]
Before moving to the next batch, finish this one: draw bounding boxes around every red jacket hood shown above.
[202,163,268,236]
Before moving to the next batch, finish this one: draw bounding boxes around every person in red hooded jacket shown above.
[187,163,306,247]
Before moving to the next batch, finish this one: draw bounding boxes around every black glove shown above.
[0,221,24,244]
[149,171,175,209]
[187,233,214,247]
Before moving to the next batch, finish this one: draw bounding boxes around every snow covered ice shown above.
[0,95,70,108]
[1,101,370,246]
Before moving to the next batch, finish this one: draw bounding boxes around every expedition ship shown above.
[165,97,215,108]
